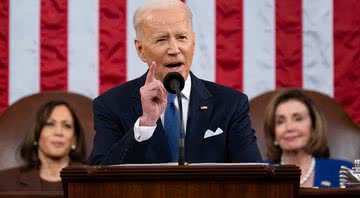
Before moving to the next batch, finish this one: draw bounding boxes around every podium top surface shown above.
[61,164,300,182]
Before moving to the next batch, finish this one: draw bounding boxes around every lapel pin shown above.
[320,181,331,187]
[200,106,208,110]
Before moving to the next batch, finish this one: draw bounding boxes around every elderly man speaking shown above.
[89,0,262,165]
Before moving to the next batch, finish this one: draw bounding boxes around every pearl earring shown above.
[71,145,76,150]
[274,140,279,146]
[33,141,38,146]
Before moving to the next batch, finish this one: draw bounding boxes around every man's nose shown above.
[167,38,180,55]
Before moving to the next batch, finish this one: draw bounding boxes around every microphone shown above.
[163,72,185,94]
[163,72,186,165]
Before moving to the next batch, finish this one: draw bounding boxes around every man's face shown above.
[135,5,195,82]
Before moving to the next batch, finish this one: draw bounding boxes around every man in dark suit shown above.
[88,0,262,165]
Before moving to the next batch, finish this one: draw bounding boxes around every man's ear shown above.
[134,39,147,62]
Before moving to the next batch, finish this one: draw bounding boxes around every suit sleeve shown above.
[88,97,150,165]
[228,94,263,162]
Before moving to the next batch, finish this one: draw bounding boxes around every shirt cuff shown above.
[133,117,157,142]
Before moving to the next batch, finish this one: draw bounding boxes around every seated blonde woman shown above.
[0,101,86,192]
[263,89,352,188]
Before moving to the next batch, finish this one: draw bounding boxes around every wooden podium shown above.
[61,164,300,198]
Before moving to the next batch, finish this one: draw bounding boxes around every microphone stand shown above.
[164,72,186,165]
[175,87,185,165]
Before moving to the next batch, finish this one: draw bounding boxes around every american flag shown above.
[0,0,359,124]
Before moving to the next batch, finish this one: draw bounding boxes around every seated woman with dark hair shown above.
[263,89,352,188]
[0,101,86,192]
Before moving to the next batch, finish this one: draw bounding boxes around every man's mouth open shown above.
[165,62,182,68]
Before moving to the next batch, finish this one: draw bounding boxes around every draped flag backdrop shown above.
[0,0,359,124]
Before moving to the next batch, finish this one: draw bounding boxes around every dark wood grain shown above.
[61,164,300,198]
[0,191,63,198]
[299,188,360,198]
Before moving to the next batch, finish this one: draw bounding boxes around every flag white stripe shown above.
[186,0,216,82]
[9,0,40,104]
[302,0,333,97]
[127,0,148,81]
[68,0,99,98]
[243,0,275,99]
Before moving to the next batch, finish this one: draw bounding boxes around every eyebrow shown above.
[47,117,73,123]
[153,34,168,39]
[275,111,308,118]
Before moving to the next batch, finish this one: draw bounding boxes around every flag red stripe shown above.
[0,0,9,114]
[40,0,68,91]
[99,0,127,94]
[333,0,360,124]
[275,0,303,88]
[216,0,243,91]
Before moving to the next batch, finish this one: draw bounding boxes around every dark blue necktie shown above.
[164,93,180,161]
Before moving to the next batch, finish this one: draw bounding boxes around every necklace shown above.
[281,156,315,185]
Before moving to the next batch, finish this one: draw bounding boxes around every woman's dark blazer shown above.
[0,166,62,192]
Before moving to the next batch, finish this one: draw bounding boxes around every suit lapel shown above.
[185,73,214,160]
[18,168,42,190]
[131,73,147,117]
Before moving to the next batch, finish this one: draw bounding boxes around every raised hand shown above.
[139,61,168,126]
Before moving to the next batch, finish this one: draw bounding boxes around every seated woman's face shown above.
[274,99,312,153]
[38,105,76,160]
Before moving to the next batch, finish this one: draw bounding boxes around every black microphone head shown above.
[163,72,185,94]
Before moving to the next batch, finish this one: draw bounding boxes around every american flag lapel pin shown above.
[200,106,208,110]
[320,181,331,187]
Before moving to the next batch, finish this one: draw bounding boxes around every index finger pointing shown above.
[145,61,157,84]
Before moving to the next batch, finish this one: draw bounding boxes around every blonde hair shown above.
[263,89,329,162]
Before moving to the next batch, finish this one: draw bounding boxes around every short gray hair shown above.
[133,0,193,38]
